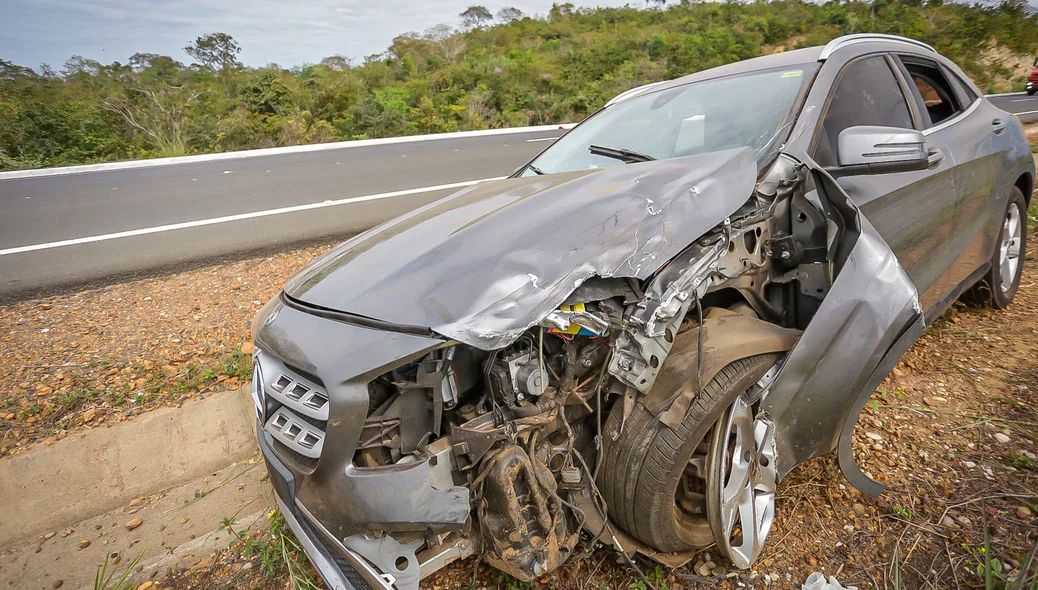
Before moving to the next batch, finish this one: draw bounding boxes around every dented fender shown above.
[762,160,925,491]
[639,309,802,428]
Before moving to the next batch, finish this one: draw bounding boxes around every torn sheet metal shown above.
[283,147,758,349]
[761,164,924,478]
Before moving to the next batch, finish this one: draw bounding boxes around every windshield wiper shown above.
[526,163,545,175]
[588,144,656,163]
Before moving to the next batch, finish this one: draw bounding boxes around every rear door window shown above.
[814,56,914,167]
[898,56,965,127]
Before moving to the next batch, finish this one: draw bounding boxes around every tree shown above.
[183,33,242,73]
[424,25,467,63]
[238,70,292,115]
[496,7,524,22]
[548,3,576,22]
[101,75,200,156]
[62,55,105,78]
[460,5,493,29]
[128,53,184,82]
[0,59,37,81]
[319,55,351,71]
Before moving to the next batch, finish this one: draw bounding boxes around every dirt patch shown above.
[979,43,1034,93]
[0,245,333,457]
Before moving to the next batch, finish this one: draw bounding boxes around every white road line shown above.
[0,177,503,257]
[0,124,574,181]
[525,137,556,143]
[1013,109,1038,116]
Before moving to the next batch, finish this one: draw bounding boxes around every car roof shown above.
[607,47,823,106]
[609,35,941,105]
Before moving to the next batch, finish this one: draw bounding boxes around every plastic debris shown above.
[802,572,858,590]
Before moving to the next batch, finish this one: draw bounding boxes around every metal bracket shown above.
[342,534,424,590]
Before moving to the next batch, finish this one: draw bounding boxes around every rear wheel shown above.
[598,354,778,558]
[969,188,1027,308]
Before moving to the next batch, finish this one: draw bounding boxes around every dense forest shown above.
[2,0,1036,170]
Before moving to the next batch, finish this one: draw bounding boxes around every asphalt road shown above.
[1,93,1036,301]
[0,127,567,300]
[990,92,1038,121]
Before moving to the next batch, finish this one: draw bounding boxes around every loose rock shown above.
[994,433,1011,444]
[78,539,90,549]
[125,518,143,531]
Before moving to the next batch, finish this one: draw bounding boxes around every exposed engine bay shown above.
[253,149,926,590]
[283,154,854,586]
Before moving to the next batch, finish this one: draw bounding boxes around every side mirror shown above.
[828,125,929,178]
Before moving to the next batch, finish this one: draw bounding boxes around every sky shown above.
[0,0,637,71]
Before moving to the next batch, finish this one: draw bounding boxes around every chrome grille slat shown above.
[256,352,330,421]
[255,350,329,466]
[264,407,325,459]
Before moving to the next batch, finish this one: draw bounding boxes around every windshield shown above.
[523,64,816,176]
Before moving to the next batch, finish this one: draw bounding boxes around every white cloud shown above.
[0,0,637,69]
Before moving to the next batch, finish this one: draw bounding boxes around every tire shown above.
[967,187,1027,308]
[1028,89,1036,96]
[598,354,777,553]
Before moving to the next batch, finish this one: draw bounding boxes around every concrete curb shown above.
[0,386,255,549]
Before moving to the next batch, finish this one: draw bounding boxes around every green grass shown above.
[892,504,914,519]
[162,350,253,398]
[93,552,143,590]
[220,509,319,590]
[1011,452,1037,470]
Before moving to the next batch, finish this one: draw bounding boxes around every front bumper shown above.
[252,297,477,590]
[259,424,392,590]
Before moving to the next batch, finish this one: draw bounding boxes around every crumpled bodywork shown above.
[284,147,757,349]
[761,163,924,487]
[254,150,935,590]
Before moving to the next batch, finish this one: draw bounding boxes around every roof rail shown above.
[604,81,666,107]
[818,34,937,60]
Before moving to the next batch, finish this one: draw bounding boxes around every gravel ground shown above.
[0,245,333,457]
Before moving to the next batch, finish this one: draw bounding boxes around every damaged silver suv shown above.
[250,34,1032,589]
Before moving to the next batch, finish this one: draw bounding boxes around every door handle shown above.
[927,147,944,168]
[992,118,1007,134]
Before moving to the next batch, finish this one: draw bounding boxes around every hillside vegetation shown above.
[1,0,1036,170]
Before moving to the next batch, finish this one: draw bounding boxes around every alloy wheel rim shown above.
[1000,203,1022,294]
[706,395,777,569]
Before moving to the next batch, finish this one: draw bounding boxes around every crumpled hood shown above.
[285,147,757,349]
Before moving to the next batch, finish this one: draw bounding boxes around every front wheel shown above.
[706,392,778,568]
[598,354,779,560]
